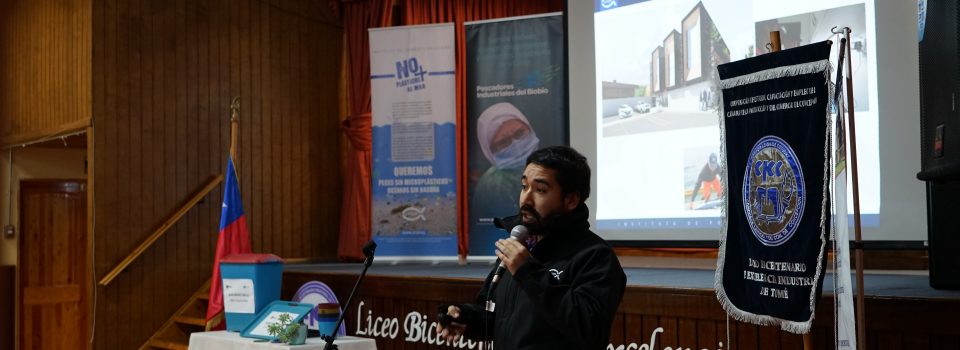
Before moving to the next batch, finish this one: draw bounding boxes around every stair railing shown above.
[98,174,225,286]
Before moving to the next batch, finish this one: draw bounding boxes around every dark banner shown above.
[465,14,567,255]
[714,41,832,334]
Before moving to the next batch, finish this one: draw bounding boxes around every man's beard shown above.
[520,205,562,236]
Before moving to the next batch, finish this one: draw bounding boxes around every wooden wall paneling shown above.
[183,0,198,297]
[270,0,284,256]
[217,0,229,204]
[876,333,901,350]
[695,319,717,350]
[151,0,169,336]
[641,315,659,348]
[677,318,696,347]
[290,0,302,257]
[201,0,215,276]
[736,321,759,350]
[779,331,803,350]
[757,325,780,349]
[292,0,305,259]
[624,314,644,347]
[140,0,157,337]
[134,0,149,342]
[812,325,831,349]
[902,334,931,349]
[156,0,172,338]
[274,0,287,257]
[931,334,960,349]
[91,0,344,347]
[250,0,264,255]
[294,0,306,258]
[285,0,295,253]
[105,0,122,347]
[174,0,189,320]
[259,0,273,254]
[0,0,91,145]
[725,320,738,350]
[208,0,223,263]
[302,0,318,257]
[659,316,678,349]
[194,0,212,290]
[608,312,625,346]
[118,0,135,345]
[239,0,252,249]
[279,0,293,258]
[169,0,182,336]
[90,1,105,348]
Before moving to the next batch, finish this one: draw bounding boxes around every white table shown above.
[189,331,377,350]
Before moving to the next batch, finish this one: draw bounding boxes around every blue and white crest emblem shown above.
[742,136,805,246]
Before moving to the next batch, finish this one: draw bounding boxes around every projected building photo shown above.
[602,1,729,138]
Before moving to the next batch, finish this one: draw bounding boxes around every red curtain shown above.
[338,0,394,261]
[338,0,562,260]
[403,0,563,258]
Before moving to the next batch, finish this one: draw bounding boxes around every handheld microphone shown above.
[491,225,529,285]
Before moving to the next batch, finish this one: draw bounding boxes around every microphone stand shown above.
[322,241,376,350]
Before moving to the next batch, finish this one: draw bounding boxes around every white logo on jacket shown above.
[549,269,564,280]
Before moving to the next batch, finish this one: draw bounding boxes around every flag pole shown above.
[839,27,868,350]
[230,97,240,170]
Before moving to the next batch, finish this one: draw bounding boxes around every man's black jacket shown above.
[457,204,626,350]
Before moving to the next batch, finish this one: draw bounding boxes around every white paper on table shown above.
[223,278,255,314]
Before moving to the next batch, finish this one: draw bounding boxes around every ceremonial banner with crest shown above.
[715,41,832,333]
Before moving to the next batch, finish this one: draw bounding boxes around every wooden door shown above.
[18,180,87,350]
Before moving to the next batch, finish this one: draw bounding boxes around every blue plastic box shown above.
[220,253,284,332]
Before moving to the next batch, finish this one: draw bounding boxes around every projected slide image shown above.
[597,1,729,138]
[754,3,868,111]
[683,147,723,211]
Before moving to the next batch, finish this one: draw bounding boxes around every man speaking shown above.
[437,146,626,349]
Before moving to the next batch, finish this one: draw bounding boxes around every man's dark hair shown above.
[525,146,591,203]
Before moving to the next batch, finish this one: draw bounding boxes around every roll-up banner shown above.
[465,13,567,255]
[370,23,457,257]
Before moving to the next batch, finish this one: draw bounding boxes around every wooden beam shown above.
[98,174,224,286]
[1,118,91,149]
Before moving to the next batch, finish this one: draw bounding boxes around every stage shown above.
[281,258,960,350]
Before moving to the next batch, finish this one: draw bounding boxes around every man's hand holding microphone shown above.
[435,225,530,343]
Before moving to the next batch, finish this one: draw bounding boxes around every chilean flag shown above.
[206,157,252,323]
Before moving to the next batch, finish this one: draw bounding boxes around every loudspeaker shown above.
[918,0,960,181]
[926,182,960,289]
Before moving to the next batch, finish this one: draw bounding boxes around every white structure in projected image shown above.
[649,2,729,115]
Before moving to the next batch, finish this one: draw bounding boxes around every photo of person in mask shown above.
[471,102,541,221]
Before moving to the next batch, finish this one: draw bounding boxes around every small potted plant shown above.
[267,313,307,345]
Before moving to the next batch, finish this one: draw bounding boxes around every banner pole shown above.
[840,27,867,350]
[769,31,782,52]
[767,30,817,350]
